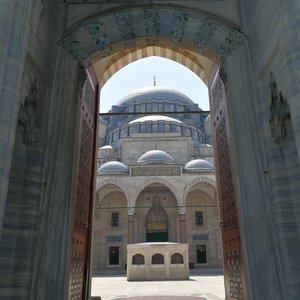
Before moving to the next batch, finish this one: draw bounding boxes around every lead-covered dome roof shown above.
[129,115,182,124]
[117,86,195,106]
[137,150,175,165]
[185,159,214,172]
[98,161,128,175]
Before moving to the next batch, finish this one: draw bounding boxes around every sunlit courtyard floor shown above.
[91,269,225,300]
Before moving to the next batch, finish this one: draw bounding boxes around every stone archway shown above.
[59,6,248,299]
[2,2,299,300]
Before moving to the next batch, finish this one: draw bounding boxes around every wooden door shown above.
[68,68,98,300]
[209,65,247,300]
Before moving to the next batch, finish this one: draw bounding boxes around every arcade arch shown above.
[134,183,179,243]
[93,186,128,272]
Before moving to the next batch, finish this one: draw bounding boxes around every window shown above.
[151,253,164,264]
[111,212,119,227]
[195,211,203,226]
[132,254,145,265]
[109,247,119,265]
[171,253,184,264]
[196,245,207,264]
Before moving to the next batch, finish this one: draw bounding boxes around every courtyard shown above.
[91,269,225,300]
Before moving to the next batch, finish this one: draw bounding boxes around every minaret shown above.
[153,76,156,86]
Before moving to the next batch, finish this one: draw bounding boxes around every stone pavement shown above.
[91,269,225,300]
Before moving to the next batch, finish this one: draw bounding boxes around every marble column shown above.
[128,208,135,244]
[178,207,187,243]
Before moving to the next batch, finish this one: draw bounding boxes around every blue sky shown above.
[99,56,209,113]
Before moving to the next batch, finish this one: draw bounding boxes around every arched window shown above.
[171,253,184,264]
[132,254,145,265]
[140,124,146,133]
[151,253,164,264]
[152,124,158,132]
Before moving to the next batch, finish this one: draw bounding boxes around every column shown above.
[178,207,187,243]
[128,207,135,244]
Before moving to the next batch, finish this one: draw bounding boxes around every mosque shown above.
[92,85,222,272]
[1,1,300,299]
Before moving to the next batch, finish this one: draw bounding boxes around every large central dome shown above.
[116,86,195,106]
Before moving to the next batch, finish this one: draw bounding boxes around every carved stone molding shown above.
[269,72,291,144]
[18,79,40,145]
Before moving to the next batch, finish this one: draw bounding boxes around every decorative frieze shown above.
[193,17,217,53]
[144,8,160,44]
[131,166,181,176]
[217,29,245,59]
[59,35,88,61]
[114,12,136,47]
[85,20,111,53]
[171,11,189,44]
[18,79,40,145]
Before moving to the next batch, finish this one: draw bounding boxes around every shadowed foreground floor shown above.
[91,269,225,300]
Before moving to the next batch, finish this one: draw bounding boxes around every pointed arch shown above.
[183,176,216,205]
[131,177,182,207]
[96,177,131,203]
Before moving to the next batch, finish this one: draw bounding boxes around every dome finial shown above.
[153,76,156,86]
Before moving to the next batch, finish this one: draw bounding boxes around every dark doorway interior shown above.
[109,247,119,265]
[196,245,207,264]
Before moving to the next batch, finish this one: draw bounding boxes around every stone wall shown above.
[223,1,300,298]
[186,190,222,268]
[0,1,84,299]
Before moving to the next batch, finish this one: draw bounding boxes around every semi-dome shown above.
[129,115,182,125]
[117,86,195,106]
[98,161,128,174]
[137,150,175,165]
[185,159,214,172]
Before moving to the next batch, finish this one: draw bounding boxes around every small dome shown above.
[137,150,175,165]
[129,115,182,125]
[185,159,214,172]
[98,161,128,175]
[117,86,195,106]
[99,145,113,150]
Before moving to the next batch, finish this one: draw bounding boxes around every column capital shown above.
[128,207,135,215]
[178,206,186,215]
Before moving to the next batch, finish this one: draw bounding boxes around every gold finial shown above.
[153,76,156,86]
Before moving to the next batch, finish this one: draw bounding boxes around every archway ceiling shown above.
[92,46,213,87]
[59,5,245,70]
[65,1,240,29]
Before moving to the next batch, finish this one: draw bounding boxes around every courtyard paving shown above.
[91,269,225,300]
